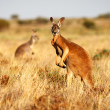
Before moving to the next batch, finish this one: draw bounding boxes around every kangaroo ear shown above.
[32,30,36,33]
[50,17,55,26]
[58,17,65,27]
[32,30,34,34]
[50,17,53,22]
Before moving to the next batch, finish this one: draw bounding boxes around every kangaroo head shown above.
[30,30,39,44]
[31,30,39,41]
[50,17,65,36]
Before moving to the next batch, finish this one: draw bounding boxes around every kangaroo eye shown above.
[57,26,60,29]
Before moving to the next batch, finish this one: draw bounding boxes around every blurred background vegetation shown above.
[0,12,110,35]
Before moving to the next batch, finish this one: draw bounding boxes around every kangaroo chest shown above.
[30,44,33,49]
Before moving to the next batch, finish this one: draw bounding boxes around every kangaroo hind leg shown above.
[66,65,73,88]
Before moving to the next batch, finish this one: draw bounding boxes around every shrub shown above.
[83,20,95,29]
[0,19,10,31]
[11,14,19,20]
[98,13,110,18]
[17,20,33,25]
[36,17,49,24]
[93,49,110,60]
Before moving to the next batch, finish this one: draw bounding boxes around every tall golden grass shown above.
[0,18,110,110]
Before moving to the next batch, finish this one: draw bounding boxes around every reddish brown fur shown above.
[50,17,94,88]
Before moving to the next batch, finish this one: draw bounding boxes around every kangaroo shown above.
[15,30,39,58]
[50,17,94,88]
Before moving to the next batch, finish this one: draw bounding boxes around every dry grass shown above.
[0,18,110,110]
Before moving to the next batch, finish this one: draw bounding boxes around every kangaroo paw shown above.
[58,63,66,68]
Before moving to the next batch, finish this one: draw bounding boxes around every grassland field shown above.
[0,18,110,110]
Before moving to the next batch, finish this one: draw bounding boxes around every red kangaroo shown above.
[50,17,94,88]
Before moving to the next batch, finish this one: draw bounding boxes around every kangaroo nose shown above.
[51,30,54,33]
